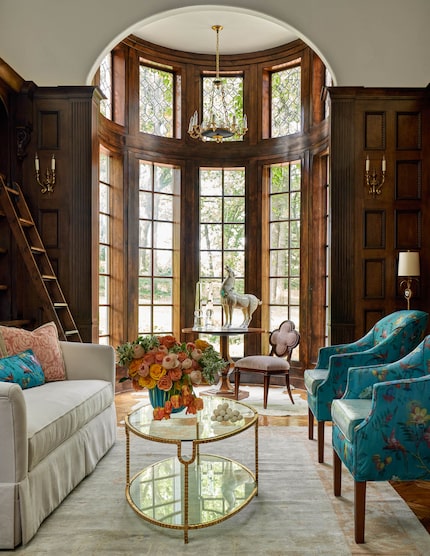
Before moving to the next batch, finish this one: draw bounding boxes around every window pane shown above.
[139,191,153,219]
[99,54,112,120]
[153,194,173,220]
[99,275,108,304]
[224,197,245,222]
[223,224,245,250]
[139,249,152,275]
[99,245,109,274]
[154,222,172,249]
[99,306,109,336]
[139,277,151,303]
[271,65,301,137]
[153,278,172,304]
[139,65,174,137]
[153,306,172,333]
[154,250,172,276]
[200,223,222,250]
[200,197,222,222]
[139,221,152,248]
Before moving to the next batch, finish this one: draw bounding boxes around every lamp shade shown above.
[398,251,420,277]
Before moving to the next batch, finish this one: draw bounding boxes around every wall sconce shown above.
[398,251,420,310]
[365,155,386,197]
[35,153,56,193]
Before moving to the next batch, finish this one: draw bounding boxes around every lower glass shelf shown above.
[127,453,257,529]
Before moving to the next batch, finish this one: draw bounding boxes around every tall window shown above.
[271,64,301,137]
[99,149,112,344]
[99,54,112,120]
[199,167,245,356]
[139,63,174,137]
[138,161,180,334]
[267,162,301,333]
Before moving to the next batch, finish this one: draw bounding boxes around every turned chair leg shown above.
[354,481,366,544]
[333,449,342,496]
[317,420,325,463]
[285,371,295,404]
[263,374,270,409]
[234,369,240,400]
[308,408,314,440]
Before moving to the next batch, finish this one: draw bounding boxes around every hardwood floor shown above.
[114,388,430,535]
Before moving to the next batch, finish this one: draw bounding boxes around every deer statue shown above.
[220,265,262,328]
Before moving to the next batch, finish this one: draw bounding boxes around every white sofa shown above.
[0,341,117,549]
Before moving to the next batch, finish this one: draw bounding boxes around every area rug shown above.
[7,426,429,555]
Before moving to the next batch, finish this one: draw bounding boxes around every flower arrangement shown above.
[117,334,227,420]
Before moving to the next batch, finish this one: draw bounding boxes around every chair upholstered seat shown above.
[233,320,300,409]
[235,355,290,372]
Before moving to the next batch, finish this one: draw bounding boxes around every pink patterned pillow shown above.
[0,322,66,381]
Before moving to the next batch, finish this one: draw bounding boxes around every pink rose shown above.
[137,363,150,377]
[132,345,145,359]
[191,348,203,361]
[181,357,193,370]
[162,353,179,370]
[190,369,202,385]
[169,367,183,381]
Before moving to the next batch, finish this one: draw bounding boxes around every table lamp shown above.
[398,251,420,310]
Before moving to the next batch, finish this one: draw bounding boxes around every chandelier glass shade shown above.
[188,25,248,143]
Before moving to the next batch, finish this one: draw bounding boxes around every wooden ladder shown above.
[0,176,82,341]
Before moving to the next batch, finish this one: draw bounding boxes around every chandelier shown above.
[188,25,248,143]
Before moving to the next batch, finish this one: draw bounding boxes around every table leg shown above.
[200,335,249,399]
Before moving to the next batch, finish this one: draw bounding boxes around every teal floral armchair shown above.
[304,310,428,463]
[331,335,430,543]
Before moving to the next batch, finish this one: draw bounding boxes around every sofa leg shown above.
[354,481,366,544]
[318,420,325,463]
[308,408,314,440]
[333,449,342,496]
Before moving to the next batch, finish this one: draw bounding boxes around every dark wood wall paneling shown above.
[329,87,430,339]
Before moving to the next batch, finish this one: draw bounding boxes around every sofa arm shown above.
[0,382,28,483]
[59,342,115,387]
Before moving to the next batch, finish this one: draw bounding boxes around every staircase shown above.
[0,175,82,341]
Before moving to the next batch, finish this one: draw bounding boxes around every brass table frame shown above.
[125,397,258,543]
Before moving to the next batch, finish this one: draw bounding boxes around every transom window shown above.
[271,64,301,137]
[99,148,111,344]
[139,63,174,137]
[99,54,112,120]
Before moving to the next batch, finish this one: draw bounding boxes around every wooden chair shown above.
[233,320,300,408]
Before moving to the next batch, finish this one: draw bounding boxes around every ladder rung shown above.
[19,218,33,227]
[31,246,45,254]
[42,274,57,281]
[54,302,68,308]
[65,330,79,337]
[4,185,19,196]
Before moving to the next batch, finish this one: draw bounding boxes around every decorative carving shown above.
[16,124,32,161]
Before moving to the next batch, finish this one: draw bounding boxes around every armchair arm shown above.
[315,331,374,369]
[0,382,28,483]
[59,342,115,387]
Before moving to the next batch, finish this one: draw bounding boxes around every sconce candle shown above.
[35,153,56,194]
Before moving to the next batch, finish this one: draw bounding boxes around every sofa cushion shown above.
[23,379,114,471]
[0,350,45,389]
[0,322,66,381]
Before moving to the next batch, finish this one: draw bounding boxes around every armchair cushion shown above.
[0,350,45,390]
[331,399,372,442]
[304,368,328,395]
[0,322,66,381]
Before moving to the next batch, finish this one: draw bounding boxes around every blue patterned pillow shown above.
[0,349,45,389]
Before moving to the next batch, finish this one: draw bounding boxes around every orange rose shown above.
[128,358,145,377]
[177,351,188,362]
[169,367,183,382]
[158,335,178,349]
[157,374,173,391]
[164,400,173,415]
[149,363,166,381]
[142,352,156,366]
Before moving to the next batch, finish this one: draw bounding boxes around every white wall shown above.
[1,0,430,88]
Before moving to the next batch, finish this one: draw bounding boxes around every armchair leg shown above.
[263,374,270,409]
[308,408,314,440]
[317,420,325,463]
[354,481,366,544]
[333,449,341,496]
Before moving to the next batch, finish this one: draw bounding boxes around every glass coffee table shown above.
[125,396,258,543]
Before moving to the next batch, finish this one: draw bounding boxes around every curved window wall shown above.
[95,36,330,369]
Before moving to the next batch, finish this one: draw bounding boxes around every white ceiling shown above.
[133,9,299,55]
